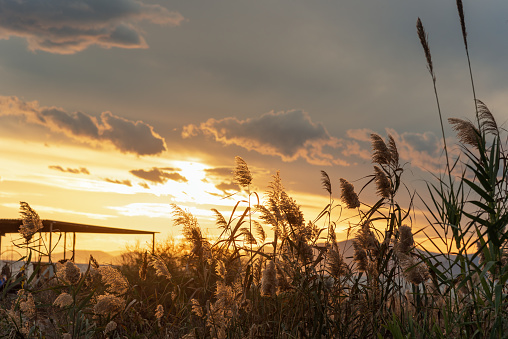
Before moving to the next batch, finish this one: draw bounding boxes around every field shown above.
[2,2,508,338]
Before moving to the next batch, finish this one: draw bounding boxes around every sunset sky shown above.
[0,0,507,257]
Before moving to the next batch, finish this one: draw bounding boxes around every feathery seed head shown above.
[261,260,277,296]
[448,118,479,148]
[64,261,81,285]
[373,166,391,199]
[93,294,125,315]
[104,321,117,335]
[397,252,430,285]
[416,18,434,79]
[99,266,129,295]
[19,202,43,242]
[387,134,399,167]
[339,178,360,209]
[456,0,467,49]
[155,304,164,319]
[353,239,368,272]
[320,170,332,195]
[19,292,36,319]
[395,225,414,254]
[477,99,499,136]
[190,299,203,317]
[371,134,392,165]
[233,156,252,187]
[149,255,171,280]
[53,292,73,308]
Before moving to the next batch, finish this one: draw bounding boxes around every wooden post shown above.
[49,222,53,263]
[0,233,2,261]
[72,232,76,262]
[152,233,155,254]
[63,232,67,261]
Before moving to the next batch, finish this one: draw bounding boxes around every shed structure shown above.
[0,219,157,262]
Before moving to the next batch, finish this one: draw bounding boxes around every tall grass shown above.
[1,2,507,338]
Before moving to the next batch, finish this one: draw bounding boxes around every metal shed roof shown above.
[0,219,158,261]
[0,219,156,235]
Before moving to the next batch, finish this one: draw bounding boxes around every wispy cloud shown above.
[104,178,132,187]
[49,165,90,175]
[183,110,347,166]
[130,167,187,184]
[0,96,166,156]
[0,0,185,54]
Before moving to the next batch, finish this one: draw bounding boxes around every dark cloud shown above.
[49,165,90,175]
[0,0,185,54]
[215,181,239,193]
[0,96,166,156]
[204,167,233,178]
[183,110,346,166]
[100,112,166,156]
[104,178,132,186]
[130,167,187,184]
[138,182,150,189]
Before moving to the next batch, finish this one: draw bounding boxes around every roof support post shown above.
[49,222,53,263]
[152,233,155,254]
[72,232,76,262]
[63,232,67,261]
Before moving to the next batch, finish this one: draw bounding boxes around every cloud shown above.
[0,95,166,156]
[387,129,446,173]
[183,110,346,166]
[130,167,187,184]
[0,0,185,54]
[49,165,90,175]
[344,127,447,173]
[104,178,132,186]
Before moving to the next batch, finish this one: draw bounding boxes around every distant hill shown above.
[45,250,124,264]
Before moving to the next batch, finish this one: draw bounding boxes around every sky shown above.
[0,0,507,257]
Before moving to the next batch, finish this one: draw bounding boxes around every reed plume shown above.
[149,255,171,280]
[387,134,399,167]
[320,170,332,195]
[19,201,43,242]
[476,99,499,136]
[99,266,129,295]
[352,239,368,272]
[261,260,277,296]
[190,299,203,317]
[104,321,117,335]
[395,225,414,254]
[339,178,360,209]
[397,253,430,285]
[233,156,252,187]
[155,304,164,319]
[416,18,434,80]
[371,134,392,165]
[93,294,125,315]
[373,166,391,199]
[448,118,479,149]
[53,292,73,308]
